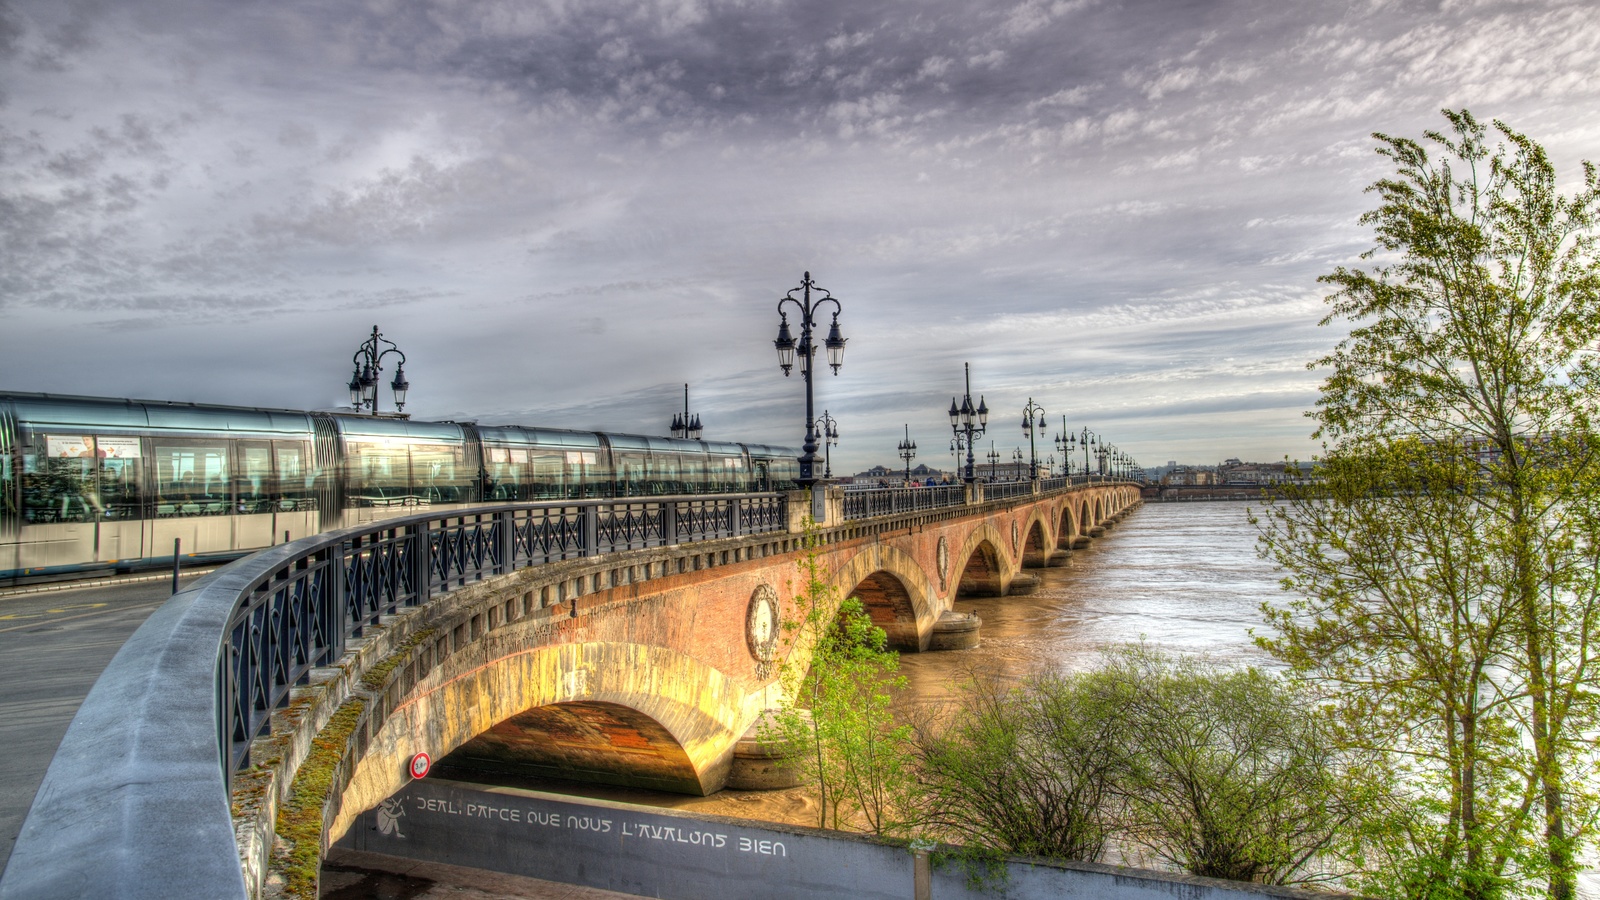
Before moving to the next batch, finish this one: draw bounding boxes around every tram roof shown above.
[0,391,315,436]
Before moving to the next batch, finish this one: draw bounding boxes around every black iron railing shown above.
[217,493,786,778]
[841,485,966,520]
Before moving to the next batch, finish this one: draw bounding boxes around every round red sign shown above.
[409,752,431,779]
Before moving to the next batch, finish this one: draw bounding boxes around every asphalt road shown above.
[0,573,210,877]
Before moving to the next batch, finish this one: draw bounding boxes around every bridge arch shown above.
[833,543,937,652]
[1020,511,1053,568]
[952,522,1015,598]
[1056,501,1079,547]
[331,640,758,843]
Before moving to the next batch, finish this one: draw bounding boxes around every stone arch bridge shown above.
[2,480,1139,900]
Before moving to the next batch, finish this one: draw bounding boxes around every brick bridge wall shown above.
[230,483,1140,894]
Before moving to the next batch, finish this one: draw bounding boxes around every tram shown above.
[0,392,801,584]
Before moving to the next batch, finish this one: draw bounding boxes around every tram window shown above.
[412,443,468,504]
[275,442,311,510]
[711,457,743,493]
[152,439,230,516]
[345,440,407,506]
[650,454,680,495]
[483,447,527,501]
[564,450,599,499]
[680,453,707,493]
[22,436,97,523]
[236,442,272,513]
[614,452,646,496]
[529,451,564,500]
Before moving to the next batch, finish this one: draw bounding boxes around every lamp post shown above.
[1020,398,1047,480]
[1054,415,1071,477]
[1011,447,1024,480]
[819,410,839,480]
[670,384,703,440]
[347,325,410,415]
[986,442,1000,482]
[897,424,917,484]
[773,272,846,488]
[1045,453,1056,478]
[947,362,989,484]
[1067,427,1097,481]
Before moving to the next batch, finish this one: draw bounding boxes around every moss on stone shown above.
[273,697,367,899]
[360,627,436,692]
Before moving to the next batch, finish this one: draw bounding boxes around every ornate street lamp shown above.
[819,410,839,480]
[670,383,703,440]
[347,325,410,415]
[773,272,845,488]
[949,435,968,480]
[947,362,988,484]
[897,424,917,484]
[1020,398,1047,480]
[1011,447,1025,479]
[987,442,1000,482]
[1067,427,1097,481]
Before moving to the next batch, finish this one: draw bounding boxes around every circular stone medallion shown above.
[937,536,949,592]
[746,584,780,672]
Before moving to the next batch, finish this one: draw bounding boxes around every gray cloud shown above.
[1,0,1597,471]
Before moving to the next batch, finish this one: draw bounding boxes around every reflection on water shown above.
[899,499,1281,708]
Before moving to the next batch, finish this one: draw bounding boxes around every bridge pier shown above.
[724,711,807,790]
[928,610,981,651]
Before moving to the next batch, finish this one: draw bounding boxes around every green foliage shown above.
[766,518,917,835]
[912,667,1122,862]
[912,648,1355,886]
[1103,648,1363,886]
[1260,108,1600,900]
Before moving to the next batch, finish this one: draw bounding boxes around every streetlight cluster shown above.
[934,365,1141,485]
[347,325,410,415]
[670,384,703,440]
[745,273,1139,489]
[1054,418,1137,482]
[771,272,846,488]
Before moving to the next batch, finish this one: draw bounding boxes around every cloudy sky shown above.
[2,0,1597,473]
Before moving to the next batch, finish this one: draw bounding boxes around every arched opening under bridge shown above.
[437,700,702,795]
[847,570,923,652]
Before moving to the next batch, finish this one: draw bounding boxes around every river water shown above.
[899,498,1279,705]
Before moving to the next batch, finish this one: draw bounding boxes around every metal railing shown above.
[983,480,1035,501]
[1039,476,1067,492]
[2,492,785,900]
[841,485,965,520]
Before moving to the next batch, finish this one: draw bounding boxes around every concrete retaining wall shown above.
[343,779,1337,900]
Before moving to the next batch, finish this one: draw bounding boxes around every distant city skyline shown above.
[2,0,1597,473]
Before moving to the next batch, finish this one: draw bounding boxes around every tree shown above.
[911,667,1123,862]
[1259,109,1600,899]
[1106,648,1363,886]
[910,648,1357,885]
[766,520,917,834]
